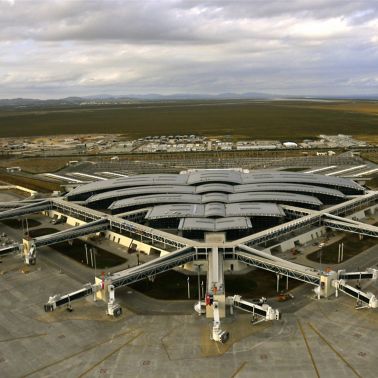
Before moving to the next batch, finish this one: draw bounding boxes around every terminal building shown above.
[1,168,377,325]
[66,170,364,241]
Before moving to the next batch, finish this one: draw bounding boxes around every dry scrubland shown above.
[0,172,60,192]
[0,100,377,141]
[0,157,68,174]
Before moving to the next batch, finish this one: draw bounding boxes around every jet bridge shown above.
[333,280,378,308]
[0,199,43,210]
[338,268,378,281]
[323,216,378,238]
[331,268,378,308]
[0,244,21,257]
[236,244,321,285]
[0,200,51,221]
[44,246,197,313]
[44,283,96,312]
[228,295,280,321]
[107,246,196,289]
[23,218,109,264]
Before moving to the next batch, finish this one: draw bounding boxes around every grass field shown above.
[0,100,377,140]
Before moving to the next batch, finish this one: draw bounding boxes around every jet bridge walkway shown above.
[238,191,377,248]
[109,246,197,289]
[44,284,95,312]
[334,280,378,308]
[0,200,51,221]
[0,199,43,210]
[236,244,321,285]
[338,268,378,281]
[323,214,378,238]
[0,244,21,257]
[44,246,197,311]
[32,218,109,248]
[51,198,191,250]
[228,295,280,320]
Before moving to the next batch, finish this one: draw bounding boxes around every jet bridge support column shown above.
[22,237,36,265]
[206,247,226,319]
[94,276,122,317]
[315,271,338,298]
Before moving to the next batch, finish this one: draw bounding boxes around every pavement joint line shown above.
[230,361,247,378]
[160,324,182,361]
[307,322,362,378]
[20,329,136,377]
[0,333,48,343]
[315,300,378,330]
[297,320,320,378]
[78,331,144,378]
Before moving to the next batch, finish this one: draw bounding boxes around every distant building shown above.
[6,167,21,172]
[283,142,298,148]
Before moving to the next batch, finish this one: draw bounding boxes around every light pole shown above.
[25,218,29,237]
[93,248,97,279]
[90,247,97,279]
[84,243,89,265]
[319,247,322,273]
[187,277,190,299]
[194,263,203,312]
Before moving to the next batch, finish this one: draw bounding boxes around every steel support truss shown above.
[234,250,320,285]
[51,198,190,250]
[110,246,197,289]
[34,218,109,247]
[323,218,378,238]
[0,200,52,221]
[0,244,21,256]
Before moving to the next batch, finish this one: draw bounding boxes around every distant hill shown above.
[0,93,377,109]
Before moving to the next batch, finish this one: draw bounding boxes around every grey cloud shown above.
[0,0,377,98]
[1,0,377,43]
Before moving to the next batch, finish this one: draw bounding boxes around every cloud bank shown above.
[0,0,377,98]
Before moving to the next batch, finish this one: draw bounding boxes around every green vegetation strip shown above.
[0,101,377,139]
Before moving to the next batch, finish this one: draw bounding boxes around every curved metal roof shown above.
[86,185,195,205]
[66,174,188,199]
[241,171,363,191]
[233,183,345,198]
[195,183,234,194]
[67,170,364,202]
[109,191,322,212]
[229,192,322,206]
[187,170,242,185]
[225,203,285,217]
[146,204,205,219]
[63,169,367,238]
[178,217,252,231]
[201,193,229,203]
[145,202,285,220]
[204,203,226,217]
[109,193,202,211]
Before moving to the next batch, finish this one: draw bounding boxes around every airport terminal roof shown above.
[86,185,196,205]
[145,202,285,220]
[233,183,345,198]
[85,182,344,207]
[66,170,364,201]
[109,191,322,211]
[65,169,366,236]
[178,217,252,231]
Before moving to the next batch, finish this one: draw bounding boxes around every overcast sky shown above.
[1,0,378,98]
